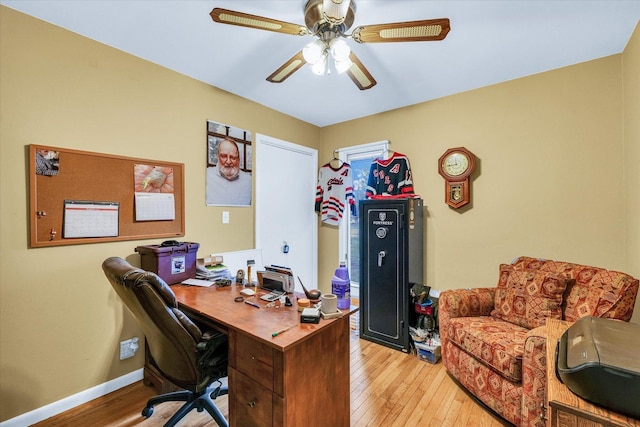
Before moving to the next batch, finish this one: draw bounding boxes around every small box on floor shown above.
[415,341,441,364]
[135,242,199,285]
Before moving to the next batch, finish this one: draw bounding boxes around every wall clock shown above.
[438,147,476,208]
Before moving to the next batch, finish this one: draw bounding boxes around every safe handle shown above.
[378,250,387,267]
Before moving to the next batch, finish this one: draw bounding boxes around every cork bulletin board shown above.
[29,144,185,248]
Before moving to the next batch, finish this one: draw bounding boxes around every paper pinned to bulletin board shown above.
[134,164,176,221]
[134,193,175,221]
[63,200,119,238]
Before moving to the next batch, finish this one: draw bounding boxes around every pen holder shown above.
[321,293,338,314]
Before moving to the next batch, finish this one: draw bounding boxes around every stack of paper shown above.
[182,278,215,287]
[196,263,232,281]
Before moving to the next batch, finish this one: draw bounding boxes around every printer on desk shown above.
[258,270,293,293]
[555,316,640,419]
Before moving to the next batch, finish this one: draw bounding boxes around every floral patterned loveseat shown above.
[439,256,639,427]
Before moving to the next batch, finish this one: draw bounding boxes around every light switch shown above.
[222,211,230,224]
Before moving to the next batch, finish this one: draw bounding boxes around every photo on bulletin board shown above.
[35,148,60,176]
[206,120,252,207]
[133,164,176,221]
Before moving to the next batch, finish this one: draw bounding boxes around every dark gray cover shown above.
[555,316,640,419]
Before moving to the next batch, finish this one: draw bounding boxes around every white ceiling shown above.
[2,1,639,127]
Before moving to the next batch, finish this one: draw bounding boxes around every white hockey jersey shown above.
[315,162,357,225]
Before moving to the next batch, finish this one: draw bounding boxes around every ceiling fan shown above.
[210,0,450,90]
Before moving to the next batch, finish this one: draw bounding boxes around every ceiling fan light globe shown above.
[310,57,328,75]
[303,40,326,64]
[334,57,352,74]
[329,38,350,62]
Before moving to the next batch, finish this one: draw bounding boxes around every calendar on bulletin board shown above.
[29,145,185,248]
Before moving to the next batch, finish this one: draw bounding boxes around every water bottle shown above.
[332,261,351,310]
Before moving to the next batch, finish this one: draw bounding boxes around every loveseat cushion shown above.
[444,315,528,382]
[491,264,567,329]
[562,269,638,322]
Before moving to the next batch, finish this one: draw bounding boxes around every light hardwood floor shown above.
[32,332,509,427]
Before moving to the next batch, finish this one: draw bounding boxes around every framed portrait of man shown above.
[206,121,252,207]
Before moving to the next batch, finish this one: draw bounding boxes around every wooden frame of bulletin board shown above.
[29,144,185,248]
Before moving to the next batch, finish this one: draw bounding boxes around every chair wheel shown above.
[142,406,154,418]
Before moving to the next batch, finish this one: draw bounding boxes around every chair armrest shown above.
[439,288,496,322]
[439,288,495,344]
[521,325,548,427]
[171,307,203,342]
[439,288,496,364]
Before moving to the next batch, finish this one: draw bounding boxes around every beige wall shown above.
[1,6,638,422]
[320,56,629,287]
[624,24,640,294]
[319,25,640,325]
[319,25,640,323]
[0,7,320,421]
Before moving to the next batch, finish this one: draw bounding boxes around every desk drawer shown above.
[229,367,279,427]
[233,331,274,391]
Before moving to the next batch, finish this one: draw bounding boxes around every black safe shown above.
[359,198,424,352]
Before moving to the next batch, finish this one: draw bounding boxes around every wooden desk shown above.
[545,318,640,427]
[167,283,356,427]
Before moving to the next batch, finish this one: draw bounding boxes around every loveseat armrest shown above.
[439,288,496,322]
[439,288,497,367]
[521,325,550,427]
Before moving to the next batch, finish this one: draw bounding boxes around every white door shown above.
[255,134,318,290]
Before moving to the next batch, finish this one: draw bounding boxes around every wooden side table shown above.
[545,318,640,427]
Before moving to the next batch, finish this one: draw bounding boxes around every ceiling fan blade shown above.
[210,8,309,36]
[267,51,306,83]
[352,18,450,43]
[346,52,376,90]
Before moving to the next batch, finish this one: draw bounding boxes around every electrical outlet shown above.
[119,337,139,360]
[222,211,230,224]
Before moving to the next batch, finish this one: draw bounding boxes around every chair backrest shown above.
[511,256,639,322]
[102,257,202,388]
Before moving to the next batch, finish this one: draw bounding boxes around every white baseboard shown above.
[0,368,144,427]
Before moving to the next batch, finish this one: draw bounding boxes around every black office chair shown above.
[102,257,229,427]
